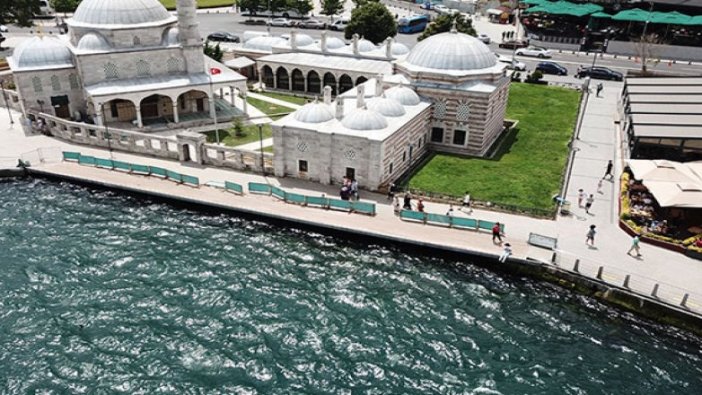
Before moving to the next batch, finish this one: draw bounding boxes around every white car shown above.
[433,5,449,14]
[515,46,552,58]
[267,18,293,27]
[477,33,490,44]
[0,25,8,32]
[329,19,349,31]
[496,54,526,71]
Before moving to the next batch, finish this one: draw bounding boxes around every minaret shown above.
[177,0,205,73]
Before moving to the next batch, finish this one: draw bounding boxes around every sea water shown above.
[1,179,700,394]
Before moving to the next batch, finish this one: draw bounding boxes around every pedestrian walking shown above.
[586,224,596,246]
[492,222,503,244]
[499,243,512,263]
[446,204,454,216]
[462,191,472,213]
[585,194,594,214]
[351,179,359,200]
[627,234,642,257]
[393,196,401,215]
[417,199,425,213]
[603,160,614,180]
[577,189,587,207]
[387,182,396,200]
[403,193,412,210]
[597,179,604,194]
[596,83,603,97]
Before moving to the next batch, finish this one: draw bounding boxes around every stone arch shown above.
[101,98,137,124]
[339,74,354,94]
[177,89,210,115]
[323,72,336,96]
[307,71,321,94]
[276,66,290,90]
[140,94,174,122]
[261,65,274,88]
[356,76,368,85]
[291,69,305,92]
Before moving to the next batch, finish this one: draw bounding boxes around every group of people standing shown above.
[339,177,359,201]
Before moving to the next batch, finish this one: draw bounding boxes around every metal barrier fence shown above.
[247,182,376,216]
[400,209,505,233]
[65,151,199,187]
[225,181,244,195]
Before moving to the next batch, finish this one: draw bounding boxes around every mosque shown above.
[8,0,247,130]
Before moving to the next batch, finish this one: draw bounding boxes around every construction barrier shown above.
[248,182,272,195]
[245,182,376,216]
[62,151,81,162]
[225,181,244,195]
[400,210,504,233]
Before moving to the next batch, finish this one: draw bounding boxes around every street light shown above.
[99,102,114,159]
[258,123,265,175]
[0,80,14,125]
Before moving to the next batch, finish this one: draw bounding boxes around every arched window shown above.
[456,101,470,122]
[104,62,118,79]
[133,36,141,46]
[433,99,447,119]
[167,57,184,74]
[32,77,42,93]
[68,74,79,90]
[51,75,61,91]
[136,60,150,77]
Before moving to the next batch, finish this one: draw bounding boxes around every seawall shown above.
[23,167,702,337]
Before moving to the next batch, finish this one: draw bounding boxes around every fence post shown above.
[551,252,558,264]
[651,283,660,298]
[573,259,580,273]
[623,274,630,289]
[596,266,604,280]
[680,293,689,308]
[422,213,427,224]
[303,196,308,206]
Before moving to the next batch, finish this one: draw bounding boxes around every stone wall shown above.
[14,68,86,118]
[76,47,188,86]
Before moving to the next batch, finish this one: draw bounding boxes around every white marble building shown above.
[8,0,247,130]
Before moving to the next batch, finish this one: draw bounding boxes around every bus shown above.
[398,15,430,34]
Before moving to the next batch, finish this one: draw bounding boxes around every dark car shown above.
[298,19,326,29]
[206,32,240,43]
[498,39,528,49]
[576,66,623,81]
[536,61,567,76]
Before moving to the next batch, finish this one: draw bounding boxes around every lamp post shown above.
[99,102,114,159]
[267,0,272,34]
[639,1,655,73]
[258,123,265,175]
[37,99,45,113]
[208,72,221,145]
[0,80,14,125]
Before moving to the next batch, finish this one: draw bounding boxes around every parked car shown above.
[433,5,449,14]
[477,33,490,44]
[0,25,8,32]
[267,18,294,27]
[496,53,526,71]
[515,46,552,58]
[576,66,623,81]
[420,1,433,10]
[498,39,528,49]
[206,31,240,43]
[536,61,567,75]
[298,19,326,29]
[329,19,349,31]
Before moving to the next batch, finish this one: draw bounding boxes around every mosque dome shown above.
[405,30,496,71]
[11,36,73,69]
[357,39,376,52]
[384,42,410,56]
[163,27,179,46]
[244,36,287,51]
[326,37,346,49]
[294,33,315,47]
[342,107,388,131]
[77,32,110,51]
[294,102,334,123]
[366,96,406,117]
[71,0,175,27]
[385,86,420,106]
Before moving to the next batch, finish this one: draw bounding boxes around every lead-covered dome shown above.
[293,33,314,47]
[71,0,176,27]
[294,102,334,123]
[405,30,496,71]
[10,36,73,69]
[342,107,388,131]
[385,86,420,106]
[77,32,110,51]
[384,42,410,56]
[244,36,287,51]
[357,39,376,52]
[326,37,346,50]
[366,96,406,117]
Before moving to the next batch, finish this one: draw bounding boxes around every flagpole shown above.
[208,68,220,145]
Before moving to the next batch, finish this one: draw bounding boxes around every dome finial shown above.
[450,19,458,34]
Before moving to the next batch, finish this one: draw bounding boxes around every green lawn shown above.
[258,91,309,106]
[204,124,272,147]
[247,97,295,120]
[159,0,234,9]
[409,83,580,213]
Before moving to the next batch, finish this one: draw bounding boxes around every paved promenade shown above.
[1,89,701,316]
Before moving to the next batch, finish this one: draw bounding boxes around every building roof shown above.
[632,125,701,139]
[225,56,256,69]
[626,85,702,94]
[404,30,496,71]
[69,0,176,28]
[629,103,702,114]
[8,36,74,71]
[625,77,702,86]
[631,113,702,126]
[257,52,393,75]
[627,94,702,104]
[627,159,702,208]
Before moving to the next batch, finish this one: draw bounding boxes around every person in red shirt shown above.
[492,222,503,243]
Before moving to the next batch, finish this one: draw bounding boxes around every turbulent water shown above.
[1,179,701,394]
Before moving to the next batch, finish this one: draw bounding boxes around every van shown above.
[329,19,349,31]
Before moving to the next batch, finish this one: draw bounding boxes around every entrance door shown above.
[50,95,70,119]
[141,96,159,118]
[196,98,205,112]
[345,167,355,180]
[182,144,191,162]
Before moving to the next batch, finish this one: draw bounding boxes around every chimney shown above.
[290,28,297,50]
[352,33,359,55]
[323,86,332,105]
[176,0,201,46]
[320,31,327,53]
[376,74,384,96]
[336,98,344,120]
[385,37,393,59]
[356,84,365,108]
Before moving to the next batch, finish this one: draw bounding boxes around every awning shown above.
[524,1,603,17]
[627,159,702,208]
[225,56,255,69]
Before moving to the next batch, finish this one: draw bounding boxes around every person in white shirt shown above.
[499,243,512,263]
[461,191,472,213]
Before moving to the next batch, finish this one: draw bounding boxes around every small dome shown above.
[405,31,496,71]
[357,39,376,52]
[294,102,334,123]
[366,96,406,117]
[293,33,314,47]
[385,86,420,106]
[11,36,73,69]
[342,107,388,131]
[325,37,345,49]
[77,32,110,51]
[163,27,179,46]
[244,36,287,51]
[71,0,175,27]
[384,42,409,56]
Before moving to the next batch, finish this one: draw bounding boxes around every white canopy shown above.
[628,159,702,208]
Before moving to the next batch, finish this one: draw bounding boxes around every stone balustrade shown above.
[202,143,274,173]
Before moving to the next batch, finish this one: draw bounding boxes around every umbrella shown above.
[649,11,691,25]
[591,11,612,19]
[522,0,547,4]
[612,8,652,22]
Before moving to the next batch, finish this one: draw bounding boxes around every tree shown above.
[203,41,223,62]
[321,0,343,16]
[344,2,396,44]
[418,13,476,41]
[352,0,379,7]
[239,0,262,15]
[233,117,245,137]
[634,33,660,74]
[287,0,312,16]
[51,0,81,14]
[0,0,40,26]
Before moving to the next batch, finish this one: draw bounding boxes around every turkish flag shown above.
[210,67,221,75]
